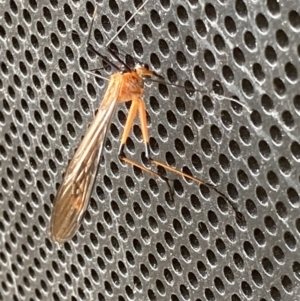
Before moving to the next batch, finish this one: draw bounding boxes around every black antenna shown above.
[86,0,151,73]
[87,43,122,72]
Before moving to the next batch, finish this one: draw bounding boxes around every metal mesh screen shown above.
[1,0,300,300]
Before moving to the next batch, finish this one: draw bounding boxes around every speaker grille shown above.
[1,0,300,300]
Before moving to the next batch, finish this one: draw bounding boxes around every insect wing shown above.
[50,78,121,242]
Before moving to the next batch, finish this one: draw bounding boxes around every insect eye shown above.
[120,66,127,74]
[143,64,149,70]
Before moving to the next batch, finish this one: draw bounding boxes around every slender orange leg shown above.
[120,99,139,147]
[119,96,151,157]
[137,97,150,158]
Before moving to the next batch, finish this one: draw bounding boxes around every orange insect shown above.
[50,0,166,242]
[51,65,160,242]
[50,0,245,242]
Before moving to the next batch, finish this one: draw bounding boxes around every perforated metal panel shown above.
[1,0,300,300]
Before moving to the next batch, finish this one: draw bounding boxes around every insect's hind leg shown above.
[117,97,175,199]
[119,127,245,225]
[118,154,175,201]
[147,158,246,225]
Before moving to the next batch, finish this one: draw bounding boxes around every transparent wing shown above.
[50,77,121,242]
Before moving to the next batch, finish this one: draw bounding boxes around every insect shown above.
[50,0,162,242]
[50,0,245,242]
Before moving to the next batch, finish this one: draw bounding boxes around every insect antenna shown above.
[86,0,151,73]
[105,0,151,48]
[87,43,123,72]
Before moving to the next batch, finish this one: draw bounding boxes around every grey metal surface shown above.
[1,0,300,300]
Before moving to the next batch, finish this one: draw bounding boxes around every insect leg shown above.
[150,159,246,224]
[136,96,244,220]
[119,99,139,153]
[118,97,174,198]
